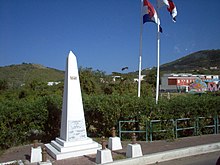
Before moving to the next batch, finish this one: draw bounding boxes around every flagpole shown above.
[138,0,143,97]
[156,0,160,104]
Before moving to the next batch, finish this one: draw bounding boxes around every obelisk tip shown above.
[67,51,77,62]
[68,50,75,56]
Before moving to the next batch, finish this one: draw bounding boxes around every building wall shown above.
[168,79,177,85]
[160,73,220,92]
[161,75,177,92]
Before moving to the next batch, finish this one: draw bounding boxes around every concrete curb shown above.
[104,142,220,165]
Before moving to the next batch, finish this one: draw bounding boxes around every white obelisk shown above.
[45,51,101,160]
[60,51,87,141]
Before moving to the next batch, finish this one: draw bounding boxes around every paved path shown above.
[0,134,220,165]
[147,151,220,165]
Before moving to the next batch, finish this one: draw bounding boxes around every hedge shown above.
[0,93,220,149]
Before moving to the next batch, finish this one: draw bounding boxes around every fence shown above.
[119,120,148,142]
[217,116,220,134]
[119,116,220,142]
[150,119,174,142]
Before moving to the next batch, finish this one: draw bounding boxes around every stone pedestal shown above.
[126,143,143,158]
[38,160,52,165]
[96,149,113,164]
[108,137,122,151]
[45,137,100,160]
[45,51,101,160]
[30,146,42,163]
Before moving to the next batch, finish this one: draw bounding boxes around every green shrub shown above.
[1,72,220,149]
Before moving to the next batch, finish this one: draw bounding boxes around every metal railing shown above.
[118,115,220,142]
[119,120,148,142]
[150,119,174,141]
[216,116,220,134]
[196,117,216,135]
[175,118,196,138]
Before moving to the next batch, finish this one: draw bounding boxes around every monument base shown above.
[108,137,122,151]
[30,146,42,163]
[126,143,143,158]
[38,160,52,165]
[96,149,113,164]
[45,137,101,160]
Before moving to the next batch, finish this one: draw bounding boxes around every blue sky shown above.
[0,0,220,74]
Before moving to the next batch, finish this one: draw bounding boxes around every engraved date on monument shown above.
[68,120,86,141]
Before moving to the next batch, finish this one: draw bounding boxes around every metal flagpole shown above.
[138,0,143,97]
[156,0,160,104]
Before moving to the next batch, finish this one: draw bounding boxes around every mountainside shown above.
[0,63,64,87]
[160,49,220,74]
[1,50,220,87]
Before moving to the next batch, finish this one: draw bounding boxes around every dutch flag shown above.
[158,0,177,22]
[143,0,162,32]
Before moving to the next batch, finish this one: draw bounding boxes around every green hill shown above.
[0,63,64,87]
[1,50,220,88]
[160,49,220,74]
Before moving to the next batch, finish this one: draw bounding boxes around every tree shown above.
[79,67,103,95]
[145,68,157,87]
[0,80,8,91]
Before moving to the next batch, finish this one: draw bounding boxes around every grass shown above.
[113,154,126,160]
[0,149,5,157]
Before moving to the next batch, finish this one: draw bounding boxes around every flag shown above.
[158,0,177,22]
[167,0,177,22]
[121,67,128,71]
[143,0,162,33]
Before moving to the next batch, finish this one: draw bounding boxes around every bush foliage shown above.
[0,68,220,149]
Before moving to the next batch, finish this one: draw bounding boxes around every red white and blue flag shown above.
[143,0,162,32]
[158,0,177,22]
